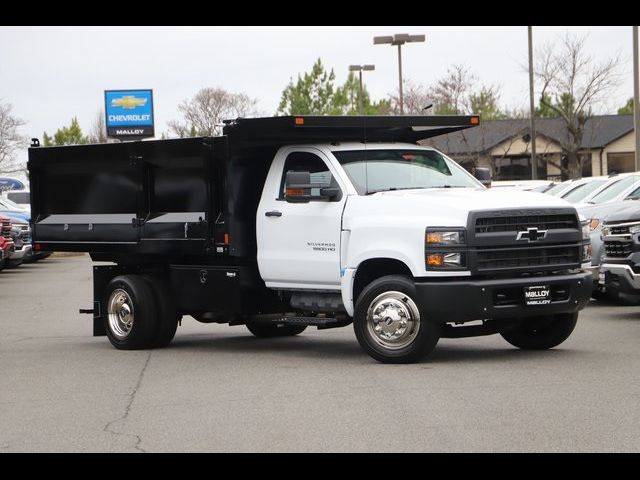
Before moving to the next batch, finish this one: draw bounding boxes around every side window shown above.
[278,151,339,200]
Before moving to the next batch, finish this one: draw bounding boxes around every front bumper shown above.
[414,271,592,323]
[10,244,32,261]
[599,263,640,294]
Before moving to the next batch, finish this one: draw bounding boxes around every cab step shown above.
[249,314,351,330]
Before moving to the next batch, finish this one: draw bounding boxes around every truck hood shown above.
[601,201,640,224]
[345,187,573,227]
[578,199,640,222]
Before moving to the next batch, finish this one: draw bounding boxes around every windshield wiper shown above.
[365,185,469,195]
[365,187,421,195]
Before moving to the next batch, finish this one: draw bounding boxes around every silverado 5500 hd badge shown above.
[307,241,336,252]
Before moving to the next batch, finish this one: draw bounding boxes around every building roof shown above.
[426,114,634,154]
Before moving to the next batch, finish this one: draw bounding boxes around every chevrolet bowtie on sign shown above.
[105,89,154,140]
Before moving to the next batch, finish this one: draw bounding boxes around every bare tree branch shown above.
[0,100,27,175]
[167,87,259,138]
[89,109,107,144]
[534,32,622,179]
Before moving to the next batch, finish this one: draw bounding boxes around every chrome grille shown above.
[604,241,632,258]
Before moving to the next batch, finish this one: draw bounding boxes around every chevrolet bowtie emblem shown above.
[516,227,547,242]
[111,96,147,109]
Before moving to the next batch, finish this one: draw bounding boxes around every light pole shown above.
[634,26,639,172]
[374,33,425,115]
[349,64,375,115]
[528,26,538,180]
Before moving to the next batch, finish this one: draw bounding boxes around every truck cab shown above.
[28,116,593,363]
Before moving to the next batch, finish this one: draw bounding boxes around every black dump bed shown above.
[28,115,478,263]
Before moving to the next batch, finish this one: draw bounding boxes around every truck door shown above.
[257,148,346,290]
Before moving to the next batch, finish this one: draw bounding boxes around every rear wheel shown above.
[500,312,578,350]
[142,275,180,348]
[104,275,159,350]
[246,323,307,338]
[353,275,440,364]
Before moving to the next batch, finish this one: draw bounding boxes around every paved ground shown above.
[1,254,639,452]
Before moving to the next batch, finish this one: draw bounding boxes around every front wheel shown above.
[353,275,440,363]
[500,312,578,350]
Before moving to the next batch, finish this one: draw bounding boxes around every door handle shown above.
[265,210,282,217]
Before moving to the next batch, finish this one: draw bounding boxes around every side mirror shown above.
[284,171,340,202]
[474,167,492,188]
[285,171,312,203]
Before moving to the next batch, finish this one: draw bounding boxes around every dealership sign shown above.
[105,89,154,139]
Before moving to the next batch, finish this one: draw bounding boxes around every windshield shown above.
[544,181,570,195]
[331,149,481,195]
[562,179,607,203]
[589,176,637,204]
[7,191,30,204]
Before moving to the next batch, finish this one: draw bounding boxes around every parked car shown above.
[2,189,30,212]
[0,215,15,271]
[578,198,640,298]
[6,219,32,267]
[578,173,640,207]
[490,180,555,191]
[544,177,604,197]
[558,176,611,203]
[598,204,640,301]
[0,196,29,214]
[0,201,32,262]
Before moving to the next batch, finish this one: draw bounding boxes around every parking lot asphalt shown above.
[1,254,639,452]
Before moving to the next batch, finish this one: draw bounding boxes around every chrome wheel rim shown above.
[366,291,420,350]
[108,289,134,340]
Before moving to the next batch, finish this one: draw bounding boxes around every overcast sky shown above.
[0,25,634,168]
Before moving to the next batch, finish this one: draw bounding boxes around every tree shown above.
[618,97,634,115]
[387,80,432,115]
[278,59,389,116]
[0,100,27,174]
[277,58,343,115]
[391,66,504,119]
[43,117,90,146]
[429,65,473,115]
[334,72,390,115]
[469,86,504,120]
[89,109,107,143]
[535,93,558,117]
[535,33,621,179]
[167,87,258,138]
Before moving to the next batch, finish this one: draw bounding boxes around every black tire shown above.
[103,275,159,350]
[353,275,440,364]
[246,323,307,338]
[500,312,578,350]
[142,275,180,348]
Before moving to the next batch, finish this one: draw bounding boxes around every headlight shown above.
[425,229,465,245]
[589,218,600,231]
[426,252,464,267]
[629,224,640,234]
[601,225,610,237]
[425,228,466,269]
[581,220,590,240]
